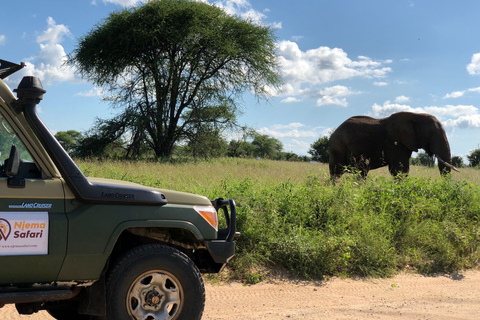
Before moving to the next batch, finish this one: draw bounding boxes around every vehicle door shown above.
[0,115,67,284]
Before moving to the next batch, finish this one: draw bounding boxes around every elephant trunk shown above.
[430,133,457,175]
[437,156,460,172]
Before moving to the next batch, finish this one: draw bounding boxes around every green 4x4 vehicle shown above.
[0,60,237,320]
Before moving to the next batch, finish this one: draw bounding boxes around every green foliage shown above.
[227,140,255,158]
[54,130,83,155]
[184,128,228,159]
[69,0,280,158]
[410,152,434,167]
[78,158,480,281]
[468,148,480,167]
[451,155,465,168]
[251,134,283,159]
[308,136,329,163]
[0,117,33,162]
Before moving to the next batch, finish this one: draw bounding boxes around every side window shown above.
[0,116,41,179]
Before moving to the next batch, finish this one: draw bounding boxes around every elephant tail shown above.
[437,156,460,172]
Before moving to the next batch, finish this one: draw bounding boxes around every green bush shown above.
[78,159,480,281]
[218,175,480,280]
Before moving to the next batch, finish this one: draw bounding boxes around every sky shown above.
[1,0,480,159]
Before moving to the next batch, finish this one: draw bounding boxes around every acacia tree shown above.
[468,149,480,167]
[251,134,283,159]
[69,0,280,158]
[308,136,329,163]
[54,130,83,154]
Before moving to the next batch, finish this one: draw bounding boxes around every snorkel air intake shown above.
[14,76,167,206]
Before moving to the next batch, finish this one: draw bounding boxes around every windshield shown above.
[0,117,33,164]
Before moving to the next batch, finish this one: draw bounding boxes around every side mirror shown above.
[6,145,24,188]
[6,145,20,177]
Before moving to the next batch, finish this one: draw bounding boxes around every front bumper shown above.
[205,198,238,265]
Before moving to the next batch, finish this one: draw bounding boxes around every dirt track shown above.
[1,271,480,319]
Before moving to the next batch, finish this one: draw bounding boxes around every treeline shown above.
[56,129,480,166]
[54,130,311,162]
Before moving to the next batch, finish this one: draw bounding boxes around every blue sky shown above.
[1,0,480,159]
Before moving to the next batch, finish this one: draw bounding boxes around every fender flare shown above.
[104,220,204,254]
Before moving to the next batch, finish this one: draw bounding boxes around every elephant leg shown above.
[388,159,410,177]
[359,167,369,179]
[329,150,346,180]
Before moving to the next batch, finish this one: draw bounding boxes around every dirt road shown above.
[1,271,479,320]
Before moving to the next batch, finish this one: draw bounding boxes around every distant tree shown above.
[182,102,235,158]
[467,149,480,167]
[418,152,435,167]
[252,134,283,159]
[68,0,280,159]
[227,140,255,158]
[74,117,128,158]
[278,152,300,162]
[55,130,83,155]
[308,136,329,163]
[227,127,256,158]
[451,155,465,168]
[411,152,435,167]
[185,128,228,158]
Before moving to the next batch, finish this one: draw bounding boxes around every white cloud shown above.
[394,95,410,103]
[370,101,422,118]
[271,122,305,130]
[36,17,72,44]
[8,17,77,86]
[424,105,478,118]
[0,35,5,45]
[74,87,105,97]
[256,123,333,155]
[97,0,144,6]
[284,139,311,155]
[257,122,325,139]
[276,40,392,99]
[281,97,302,103]
[467,53,480,75]
[371,100,478,119]
[370,100,480,129]
[373,81,388,87]
[214,0,270,25]
[316,85,359,107]
[258,127,317,138]
[468,87,480,93]
[317,96,348,107]
[444,115,480,128]
[443,90,465,99]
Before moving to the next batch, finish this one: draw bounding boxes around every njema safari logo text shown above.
[0,218,46,240]
[0,212,49,256]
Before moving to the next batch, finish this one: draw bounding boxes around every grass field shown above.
[78,158,480,282]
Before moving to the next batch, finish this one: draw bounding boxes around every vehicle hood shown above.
[87,177,212,206]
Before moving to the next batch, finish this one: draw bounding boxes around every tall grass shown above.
[77,158,480,280]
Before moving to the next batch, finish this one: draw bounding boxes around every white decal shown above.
[0,212,49,256]
[8,203,52,209]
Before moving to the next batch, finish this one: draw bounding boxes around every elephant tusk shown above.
[437,156,460,172]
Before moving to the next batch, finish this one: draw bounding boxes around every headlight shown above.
[194,205,218,230]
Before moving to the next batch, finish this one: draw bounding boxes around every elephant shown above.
[328,112,459,179]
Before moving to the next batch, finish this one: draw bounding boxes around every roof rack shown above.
[0,59,25,79]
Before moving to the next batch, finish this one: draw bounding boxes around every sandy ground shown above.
[1,271,480,320]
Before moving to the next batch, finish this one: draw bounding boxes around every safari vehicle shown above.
[0,59,237,320]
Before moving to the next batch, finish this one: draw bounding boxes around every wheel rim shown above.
[127,270,183,320]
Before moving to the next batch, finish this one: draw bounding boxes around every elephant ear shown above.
[386,116,419,152]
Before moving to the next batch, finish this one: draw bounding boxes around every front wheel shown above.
[106,244,205,320]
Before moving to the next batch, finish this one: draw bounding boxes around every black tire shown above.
[105,244,205,320]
